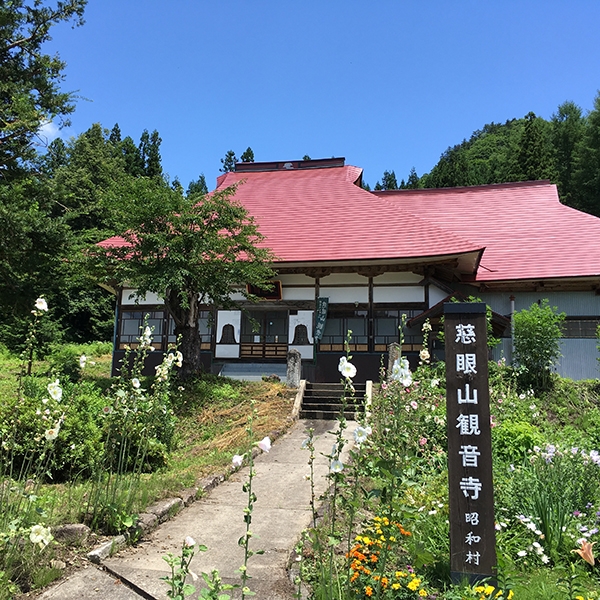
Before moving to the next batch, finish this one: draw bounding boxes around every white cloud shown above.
[37,121,62,145]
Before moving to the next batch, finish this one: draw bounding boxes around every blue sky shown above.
[45,0,600,190]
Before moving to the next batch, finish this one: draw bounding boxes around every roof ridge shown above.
[372,180,552,195]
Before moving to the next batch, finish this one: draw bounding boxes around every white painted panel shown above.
[229,291,246,301]
[373,286,423,303]
[289,345,313,360]
[215,310,241,358]
[320,273,367,285]
[289,310,314,344]
[373,272,422,284]
[122,289,164,305]
[278,274,315,285]
[429,284,450,307]
[215,345,240,358]
[320,287,369,303]
[282,287,315,301]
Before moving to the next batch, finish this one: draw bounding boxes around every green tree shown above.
[517,112,555,181]
[240,147,254,162]
[423,143,473,188]
[0,0,87,176]
[552,101,584,207]
[512,300,565,392]
[118,135,144,177]
[374,170,398,190]
[220,150,237,173]
[0,175,71,348]
[49,123,126,233]
[109,123,122,145]
[405,166,420,189]
[187,173,208,196]
[573,92,600,216]
[139,129,163,178]
[93,180,276,378]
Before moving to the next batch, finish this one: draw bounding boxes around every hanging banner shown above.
[444,302,496,584]
[314,297,329,341]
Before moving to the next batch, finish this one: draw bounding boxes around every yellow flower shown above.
[419,590,428,597]
[365,586,373,597]
[392,583,401,590]
[407,579,419,591]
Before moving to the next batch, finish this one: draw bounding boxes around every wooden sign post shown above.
[444,303,496,583]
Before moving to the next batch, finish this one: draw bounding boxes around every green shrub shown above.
[492,421,544,464]
[512,300,565,393]
[0,377,105,481]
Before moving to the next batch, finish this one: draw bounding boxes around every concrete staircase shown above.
[300,382,366,420]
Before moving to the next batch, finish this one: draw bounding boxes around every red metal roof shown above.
[373,181,600,282]
[99,161,600,284]
[215,165,483,271]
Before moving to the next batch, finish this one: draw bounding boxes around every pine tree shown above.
[573,92,600,216]
[517,112,554,181]
[240,147,255,162]
[220,150,237,172]
[374,170,398,190]
[109,123,122,145]
[552,102,584,206]
[187,174,208,196]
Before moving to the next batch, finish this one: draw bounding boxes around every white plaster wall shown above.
[289,311,314,343]
[373,272,422,284]
[282,287,315,301]
[320,273,367,285]
[373,286,424,303]
[122,289,164,305]
[289,345,314,360]
[320,287,369,303]
[278,274,315,285]
[215,310,241,358]
[429,284,451,307]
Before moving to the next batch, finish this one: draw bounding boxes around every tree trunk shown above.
[176,323,202,380]
[165,288,203,380]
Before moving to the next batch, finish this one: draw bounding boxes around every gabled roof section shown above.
[373,181,600,282]
[216,161,484,272]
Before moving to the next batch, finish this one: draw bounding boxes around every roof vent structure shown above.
[234,157,345,173]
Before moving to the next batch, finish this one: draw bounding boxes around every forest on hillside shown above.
[373,95,600,221]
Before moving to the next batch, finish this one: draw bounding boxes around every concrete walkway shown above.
[38,418,356,600]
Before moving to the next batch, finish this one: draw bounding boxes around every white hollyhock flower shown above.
[35,298,48,312]
[339,360,357,379]
[258,437,271,453]
[330,459,344,473]
[47,379,62,402]
[353,426,370,445]
[30,524,52,548]
[232,454,244,468]
[45,426,60,441]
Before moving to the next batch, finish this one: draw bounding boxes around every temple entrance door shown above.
[240,310,288,359]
